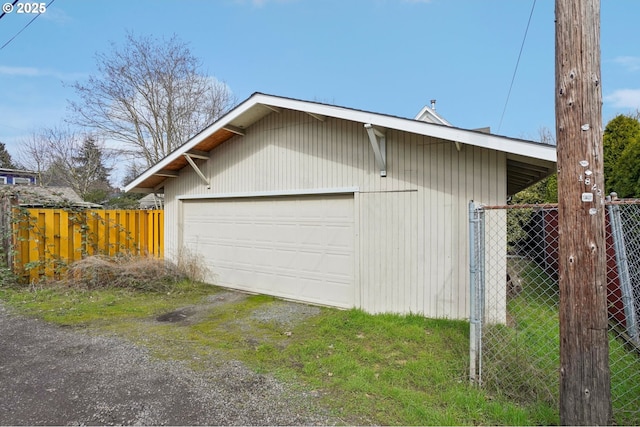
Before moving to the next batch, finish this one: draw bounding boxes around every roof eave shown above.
[126,93,557,193]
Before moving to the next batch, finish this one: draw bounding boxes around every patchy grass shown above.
[0,280,214,325]
[0,281,560,426]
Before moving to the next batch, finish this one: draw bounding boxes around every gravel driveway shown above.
[0,301,337,426]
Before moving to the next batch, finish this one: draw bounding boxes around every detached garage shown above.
[126,92,556,319]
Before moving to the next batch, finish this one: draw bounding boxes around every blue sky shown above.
[1,0,639,184]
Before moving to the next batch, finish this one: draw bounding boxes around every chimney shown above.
[430,99,437,111]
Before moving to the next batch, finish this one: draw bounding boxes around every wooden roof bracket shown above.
[306,112,326,122]
[154,170,179,178]
[183,153,211,189]
[223,125,246,136]
[364,123,387,177]
[262,104,282,113]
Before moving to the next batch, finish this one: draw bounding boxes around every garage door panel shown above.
[325,225,353,248]
[182,194,355,308]
[326,253,352,275]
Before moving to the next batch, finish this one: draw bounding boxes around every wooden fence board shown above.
[11,208,164,282]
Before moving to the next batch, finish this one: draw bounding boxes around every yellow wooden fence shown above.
[12,208,164,282]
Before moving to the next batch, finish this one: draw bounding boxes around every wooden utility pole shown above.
[555,0,612,424]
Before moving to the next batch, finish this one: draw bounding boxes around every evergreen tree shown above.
[603,113,640,197]
[38,131,114,202]
[0,142,17,169]
[72,136,113,201]
[609,135,640,198]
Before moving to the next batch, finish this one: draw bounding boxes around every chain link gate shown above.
[469,200,640,425]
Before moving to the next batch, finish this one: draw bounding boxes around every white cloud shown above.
[233,0,296,6]
[613,56,640,72]
[0,65,86,80]
[604,89,640,109]
[40,7,72,25]
[0,65,40,76]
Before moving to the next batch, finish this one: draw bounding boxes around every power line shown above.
[497,0,537,134]
[0,0,20,21]
[0,0,56,50]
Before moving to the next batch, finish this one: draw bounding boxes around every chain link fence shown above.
[469,199,640,425]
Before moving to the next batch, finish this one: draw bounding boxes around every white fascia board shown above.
[256,94,557,162]
[126,93,557,193]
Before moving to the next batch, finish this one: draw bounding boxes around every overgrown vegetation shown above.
[60,255,185,291]
[0,265,19,288]
[6,203,162,284]
[481,258,640,426]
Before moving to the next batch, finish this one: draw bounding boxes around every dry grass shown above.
[60,255,185,292]
[174,246,210,283]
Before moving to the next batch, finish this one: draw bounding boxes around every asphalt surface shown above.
[0,301,336,426]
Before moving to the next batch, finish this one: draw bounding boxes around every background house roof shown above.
[0,168,38,177]
[126,93,557,196]
[0,185,102,208]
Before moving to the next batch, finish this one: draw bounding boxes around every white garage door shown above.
[182,194,355,308]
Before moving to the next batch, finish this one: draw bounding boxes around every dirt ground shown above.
[0,294,337,426]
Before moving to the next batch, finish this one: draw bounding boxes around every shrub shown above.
[0,265,20,288]
[61,254,185,292]
[174,246,211,283]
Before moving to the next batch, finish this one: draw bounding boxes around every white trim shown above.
[126,92,557,192]
[177,187,359,201]
[182,153,211,188]
[0,177,6,184]
[364,123,387,177]
[250,94,556,161]
[414,105,453,126]
[13,177,31,185]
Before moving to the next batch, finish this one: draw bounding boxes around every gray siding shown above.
[165,109,506,319]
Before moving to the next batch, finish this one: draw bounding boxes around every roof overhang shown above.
[125,92,557,196]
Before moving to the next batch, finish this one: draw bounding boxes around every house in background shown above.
[0,185,103,209]
[138,193,164,209]
[0,168,38,186]
[126,92,556,319]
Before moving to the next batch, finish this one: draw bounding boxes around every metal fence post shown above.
[469,201,484,384]
[469,201,477,383]
[608,203,639,344]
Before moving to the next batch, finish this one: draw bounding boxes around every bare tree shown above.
[17,131,55,185]
[17,127,115,200]
[68,32,236,168]
[538,126,556,145]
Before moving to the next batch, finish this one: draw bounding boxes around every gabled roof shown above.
[414,104,453,126]
[125,92,557,196]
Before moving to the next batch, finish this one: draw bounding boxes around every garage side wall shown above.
[164,110,506,319]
